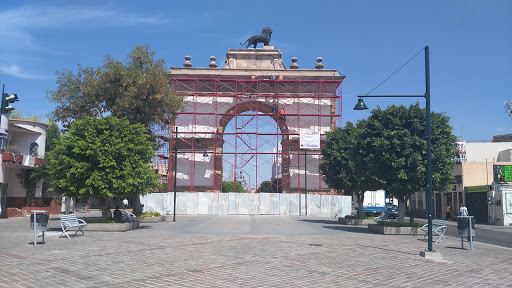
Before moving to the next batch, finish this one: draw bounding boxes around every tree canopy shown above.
[505,100,512,118]
[257,179,283,193]
[321,122,363,194]
[320,122,378,216]
[9,111,43,122]
[47,44,181,130]
[222,181,246,193]
[320,103,457,221]
[359,103,457,201]
[46,117,161,218]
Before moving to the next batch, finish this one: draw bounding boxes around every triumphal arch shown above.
[154,46,344,194]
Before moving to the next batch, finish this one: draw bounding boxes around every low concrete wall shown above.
[140,192,351,217]
[84,222,139,232]
[368,224,422,235]
[338,218,375,225]
[137,216,166,223]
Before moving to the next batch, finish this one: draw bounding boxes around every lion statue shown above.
[240,27,273,49]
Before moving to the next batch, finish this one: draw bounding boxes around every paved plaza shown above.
[1,214,511,287]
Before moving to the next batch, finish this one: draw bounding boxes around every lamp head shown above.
[353,97,369,110]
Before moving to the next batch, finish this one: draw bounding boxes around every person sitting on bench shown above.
[113,206,123,222]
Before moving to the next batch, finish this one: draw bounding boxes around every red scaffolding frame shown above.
[153,76,343,194]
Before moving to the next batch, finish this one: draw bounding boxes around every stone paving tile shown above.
[0,215,512,287]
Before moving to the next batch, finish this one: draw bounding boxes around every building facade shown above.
[409,139,512,223]
[0,119,48,218]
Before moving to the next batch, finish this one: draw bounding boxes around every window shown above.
[417,191,424,209]
[29,142,39,157]
[0,133,6,150]
[0,184,6,210]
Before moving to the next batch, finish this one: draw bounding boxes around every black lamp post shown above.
[354,46,434,253]
[173,127,178,222]
[304,149,308,216]
[172,127,209,222]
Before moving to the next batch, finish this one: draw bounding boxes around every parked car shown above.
[385,204,399,219]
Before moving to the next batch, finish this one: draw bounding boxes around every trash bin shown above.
[30,210,48,246]
[30,213,49,231]
[456,217,475,237]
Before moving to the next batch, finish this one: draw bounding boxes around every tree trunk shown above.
[397,196,408,223]
[356,191,365,217]
[131,194,143,216]
[100,197,113,220]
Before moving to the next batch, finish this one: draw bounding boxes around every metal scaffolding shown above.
[153,77,343,194]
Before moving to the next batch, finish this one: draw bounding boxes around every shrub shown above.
[140,211,161,217]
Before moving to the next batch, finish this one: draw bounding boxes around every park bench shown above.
[59,214,87,238]
[421,219,447,244]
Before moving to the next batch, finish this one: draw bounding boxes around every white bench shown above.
[421,219,447,244]
[59,214,87,238]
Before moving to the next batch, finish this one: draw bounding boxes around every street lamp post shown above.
[239,170,252,192]
[354,46,435,254]
[172,128,209,222]
[173,127,178,222]
[304,149,308,216]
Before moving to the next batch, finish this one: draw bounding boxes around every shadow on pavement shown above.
[136,225,153,230]
[321,225,373,234]
[358,244,418,256]
[299,219,339,225]
[445,246,467,250]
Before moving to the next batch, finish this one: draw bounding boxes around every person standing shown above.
[459,203,472,241]
[460,203,468,216]
[123,198,129,210]
[446,205,452,220]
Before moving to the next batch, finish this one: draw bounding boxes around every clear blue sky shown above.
[1,0,511,141]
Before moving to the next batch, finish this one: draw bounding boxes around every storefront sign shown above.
[493,165,512,182]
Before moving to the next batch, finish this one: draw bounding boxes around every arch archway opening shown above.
[222,111,283,193]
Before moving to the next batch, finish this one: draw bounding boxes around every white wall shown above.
[489,183,512,226]
[466,142,512,162]
[140,192,352,217]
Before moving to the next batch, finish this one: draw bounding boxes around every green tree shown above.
[47,44,181,130]
[505,100,512,118]
[320,122,379,217]
[222,181,246,193]
[9,111,43,122]
[257,181,272,193]
[359,103,457,222]
[271,178,283,193]
[47,44,182,214]
[257,179,282,193]
[46,117,161,219]
[45,122,61,154]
